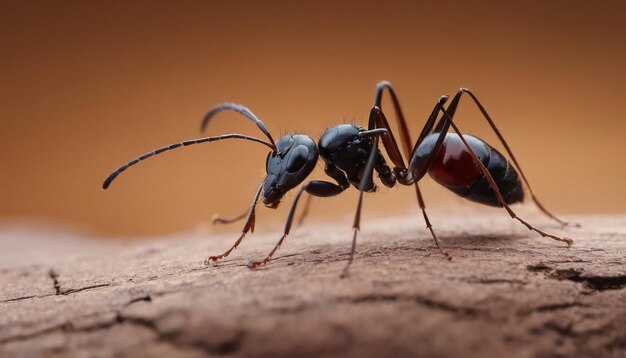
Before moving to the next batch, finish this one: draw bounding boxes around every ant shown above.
[103,81,576,277]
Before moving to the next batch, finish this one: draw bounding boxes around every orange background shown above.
[1,1,625,236]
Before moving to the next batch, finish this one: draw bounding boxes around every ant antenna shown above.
[201,103,277,151]
[102,133,274,189]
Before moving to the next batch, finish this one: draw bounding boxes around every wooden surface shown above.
[0,214,625,357]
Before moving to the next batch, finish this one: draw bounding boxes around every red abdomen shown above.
[428,134,485,188]
[424,133,524,207]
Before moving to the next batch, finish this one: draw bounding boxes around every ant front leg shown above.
[204,183,264,265]
[247,164,349,269]
[213,196,313,227]
[295,193,313,227]
[247,180,347,269]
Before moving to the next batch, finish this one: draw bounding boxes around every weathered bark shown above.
[0,214,624,357]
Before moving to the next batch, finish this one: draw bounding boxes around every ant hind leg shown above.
[440,108,573,246]
[439,88,578,228]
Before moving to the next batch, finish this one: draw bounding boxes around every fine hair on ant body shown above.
[103,81,576,278]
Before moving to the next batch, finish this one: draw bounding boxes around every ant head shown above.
[262,134,318,208]
[200,104,318,208]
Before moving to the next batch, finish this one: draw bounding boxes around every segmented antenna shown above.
[201,103,276,150]
[102,133,274,189]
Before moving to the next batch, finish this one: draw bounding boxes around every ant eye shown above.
[286,145,309,173]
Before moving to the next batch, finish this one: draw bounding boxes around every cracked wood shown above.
[0,214,624,357]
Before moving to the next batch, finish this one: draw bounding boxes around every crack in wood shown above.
[337,294,481,317]
[526,263,626,292]
[118,313,247,356]
[0,295,152,346]
[0,296,36,303]
[549,269,626,291]
[519,302,589,315]
[462,277,528,285]
[60,284,111,295]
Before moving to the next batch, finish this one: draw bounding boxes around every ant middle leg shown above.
[296,193,313,227]
[368,99,452,259]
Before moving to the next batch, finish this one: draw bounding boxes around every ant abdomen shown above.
[425,133,524,206]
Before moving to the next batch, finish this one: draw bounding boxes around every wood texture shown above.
[1,214,624,357]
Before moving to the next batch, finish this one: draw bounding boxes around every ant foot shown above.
[339,260,353,279]
[247,260,266,270]
[204,256,221,266]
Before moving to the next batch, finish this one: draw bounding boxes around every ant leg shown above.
[358,125,398,189]
[373,83,453,258]
[248,164,349,269]
[296,193,313,227]
[215,195,308,227]
[247,181,346,269]
[204,183,264,265]
[439,108,573,246]
[212,209,248,225]
[373,81,414,156]
[370,98,453,259]
[436,89,577,228]
[340,133,382,278]
[367,108,406,170]
[414,186,451,260]
[373,81,448,158]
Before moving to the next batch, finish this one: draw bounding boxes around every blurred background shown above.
[1,0,624,237]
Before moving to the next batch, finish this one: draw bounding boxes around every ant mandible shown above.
[103,81,576,278]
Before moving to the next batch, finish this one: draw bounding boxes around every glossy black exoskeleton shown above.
[103,82,575,278]
[415,133,524,207]
[318,124,395,191]
[263,134,319,208]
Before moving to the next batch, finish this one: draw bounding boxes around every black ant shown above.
[103,81,576,277]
